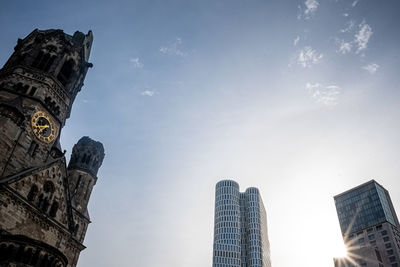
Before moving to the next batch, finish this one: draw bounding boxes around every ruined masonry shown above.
[0,29,105,267]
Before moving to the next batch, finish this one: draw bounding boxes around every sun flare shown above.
[332,241,348,258]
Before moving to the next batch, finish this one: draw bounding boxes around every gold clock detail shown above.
[31,110,58,143]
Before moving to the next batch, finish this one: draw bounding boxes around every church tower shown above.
[0,29,93,177]
[0,29,104,267]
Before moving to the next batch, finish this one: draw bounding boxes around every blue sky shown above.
[2,0,400,266]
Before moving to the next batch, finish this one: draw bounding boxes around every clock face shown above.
[31,110,57,143]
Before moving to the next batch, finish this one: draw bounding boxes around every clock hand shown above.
[36,124,50,134]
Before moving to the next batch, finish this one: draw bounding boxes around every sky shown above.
[1,0,400,266]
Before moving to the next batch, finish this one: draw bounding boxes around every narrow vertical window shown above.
[49,201,59,217]
[74,175,82,194]
[57,59,74,86]
[27,141,38,157]
[84,181,91,200]
[28,87,37,96]
[27,184,38,201]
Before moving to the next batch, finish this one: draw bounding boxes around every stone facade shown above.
[0,29,104,267]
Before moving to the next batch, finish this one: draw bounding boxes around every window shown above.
[382,230,388,236]
[27,141,38,157]
[43,181,55,194]
[32,51,55,71]
[376,249,383,262]
[49,201,58,217]
[389,256,396,262]
[13,83,29,94]
[28,87,37,96]
[27,185,38,201]
[384,237,390,242]
[84,181,91,200]
[57,59,74,86]
[74,175,82,195]
[386,243,392,249]
[368,234,375,240]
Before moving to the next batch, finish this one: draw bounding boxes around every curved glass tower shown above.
[213,180,271,267]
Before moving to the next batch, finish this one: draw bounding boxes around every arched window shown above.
[43,181,55,194]
[0,244,8,261]
[13,83,29,94]
[40,197,49,212]
[32,51,55,71]
[27,184,38,201]
[85,155,91,164]
[22,247,33,264]
[49,201,59,217]
[57,59,74,86]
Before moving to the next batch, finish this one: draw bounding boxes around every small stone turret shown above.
[68,136,104,176]
[67,136,104,216]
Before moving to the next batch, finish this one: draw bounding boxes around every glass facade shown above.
[213,180,271,267]
[334,180,397,235]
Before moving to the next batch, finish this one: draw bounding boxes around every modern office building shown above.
[334,180,400,267]
[212,180,271,267]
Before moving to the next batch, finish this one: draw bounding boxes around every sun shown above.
[331,239,348,258]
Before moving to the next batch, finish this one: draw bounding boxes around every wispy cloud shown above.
[362,63,379,74]
[340,20,355,33]
[298,0,319,19]
[306,83,341,106]
[297,46,323,67]
[160,37,186,57]
[141,90,155,97]
[294,36,300,46]
[355,21,373,54]
[352,0,360,7]
[338,40,352,54]
[335,20,373,56]
[129,57,144,68]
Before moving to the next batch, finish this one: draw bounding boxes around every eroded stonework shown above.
[0,29,104,267]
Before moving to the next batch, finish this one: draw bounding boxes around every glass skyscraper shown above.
[334,180,400,267]
[212,180,271,267]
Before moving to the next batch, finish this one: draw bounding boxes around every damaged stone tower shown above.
[0,29,105,267]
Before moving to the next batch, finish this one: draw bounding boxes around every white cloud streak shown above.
[294,36,300,46]
[141,90,155,96]
[362,63,379,74]
[129,57,144,68]
[160,37,186,57]
[297,46,323,67]
[306,83,341,106]
[355,21,373,54]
